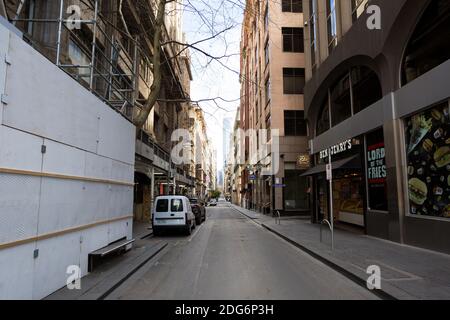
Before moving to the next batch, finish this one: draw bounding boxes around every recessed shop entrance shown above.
[304,137,369,232]
[311,156,366,230]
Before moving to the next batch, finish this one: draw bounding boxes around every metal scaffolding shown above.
[9,0,153,121]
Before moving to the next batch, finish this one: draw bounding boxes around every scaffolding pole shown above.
[56,0,64,65]
[12,0,26,25]
[89,0,98,91]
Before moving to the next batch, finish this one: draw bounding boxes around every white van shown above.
[152,196,196,236]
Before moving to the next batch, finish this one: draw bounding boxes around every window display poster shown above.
[406,102,450,218]
[366,129,388,211]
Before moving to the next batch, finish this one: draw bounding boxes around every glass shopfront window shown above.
[333,172,364,226]
[313,138,366,227]
[405,101,450,219]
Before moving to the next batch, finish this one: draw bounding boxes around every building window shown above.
[264,3,269,31]
[330,72,352,126]
[282,27,304,53]
[68,39,91,84]
[140,56,152,83]
[265,76,271,106]
[352,0,368,22]
[283,68,305,95]
[264,40,270,66]
[351,66,382,114]
[266,114,271,142]
[402,0,450,85]
[405,101,450,219]
[326,0,338,53]
[284,110,307,136]
[309,0,318,70]
[282,0,303,13]
[316,100,330,136]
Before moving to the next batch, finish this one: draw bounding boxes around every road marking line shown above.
[188,224,203,242]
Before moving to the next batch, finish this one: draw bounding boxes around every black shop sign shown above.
[366,129,388,211]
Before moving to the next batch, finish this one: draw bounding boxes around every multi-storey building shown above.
[207,140,218,196]
[0,0,198,298]
[232,108,242,205]
[189,103,216,200]
[4,0,195,222]
[240,0,311,215]
[0,0,139,299]
[302,0,450,254]
[222,117,232,168]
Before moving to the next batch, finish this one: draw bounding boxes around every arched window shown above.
[402,0,450,85]
[315,65,382,136]
[316,99,330,136]
[330,72,352,126]
[351,66,382,113]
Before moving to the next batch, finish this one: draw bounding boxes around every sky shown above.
[182,0,245,172]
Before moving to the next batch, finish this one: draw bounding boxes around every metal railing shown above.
[275,210,281,225]
[320,219,334,250]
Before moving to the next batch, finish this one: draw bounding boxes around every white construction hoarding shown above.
[0,21,135,299]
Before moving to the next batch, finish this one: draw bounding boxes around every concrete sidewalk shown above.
[232,204,450,300]
[46,225,165,300]
[133,221,153,239]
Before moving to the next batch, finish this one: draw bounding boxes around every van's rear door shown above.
[168,198,186,225]
[154,198,186,226]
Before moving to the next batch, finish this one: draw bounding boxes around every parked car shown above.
[209,199,218,206]
[152,196,196,236]
[189,197,206,225]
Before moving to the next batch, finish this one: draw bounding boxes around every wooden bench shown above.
[88,238,135,271]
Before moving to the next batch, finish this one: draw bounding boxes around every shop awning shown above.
[300,155,360,177]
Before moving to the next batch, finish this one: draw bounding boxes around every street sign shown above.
[249,175,256,181]
[326,164,332,181]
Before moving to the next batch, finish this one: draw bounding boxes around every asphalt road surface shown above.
[107,202,378,300]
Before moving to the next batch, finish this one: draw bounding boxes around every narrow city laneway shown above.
[107,202,378,300]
